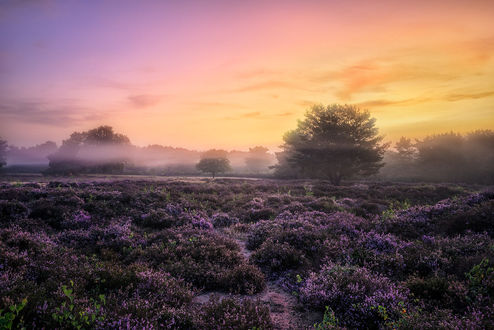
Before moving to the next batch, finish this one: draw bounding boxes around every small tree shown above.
[0,138,7,168]
[276,104,388,185]
[196,158,231,178]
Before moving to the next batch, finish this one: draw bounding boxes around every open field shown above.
[1,177,493,329]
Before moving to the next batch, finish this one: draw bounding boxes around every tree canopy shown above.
[47,126,131,174]
[276,104,388,185]
[245,146,272,173]
[196,157,231,178]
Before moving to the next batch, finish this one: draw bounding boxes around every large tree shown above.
[47,126,131,174]
[276,104,388,185]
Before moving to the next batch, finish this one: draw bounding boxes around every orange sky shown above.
[0,0,493,150]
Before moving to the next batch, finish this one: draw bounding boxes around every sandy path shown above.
[192,233,320,329]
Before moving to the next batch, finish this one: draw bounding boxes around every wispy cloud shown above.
[0,99,105,126]
[445,90,494,102]
[224,111,295,120]
[357,97,433,108]
[357,89,494,109]
[276,112,294,117]
[127,94,163,108]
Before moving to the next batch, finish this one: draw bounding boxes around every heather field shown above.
[1,177,493,329]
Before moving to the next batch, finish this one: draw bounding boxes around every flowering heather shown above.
[300,263,408,328]
[0,178,492,328]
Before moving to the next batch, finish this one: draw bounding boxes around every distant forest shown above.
[1,105,493,184]
[0,126,276,176]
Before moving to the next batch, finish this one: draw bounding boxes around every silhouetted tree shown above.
[415,132,466,181]
[0,138,7,168]
[7,141,58,164]
[245,146,272,173]
[201,149,228,159]
[196,158,231,178]
[47,126,131,175]
[395,137,416,161]
[276,104,388,185]
[85,125,130,145]
[465,130,494,183]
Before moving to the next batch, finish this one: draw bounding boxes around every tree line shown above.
[1,104,493,184]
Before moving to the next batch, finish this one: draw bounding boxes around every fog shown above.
[2,126,493,184]
[2,129,276,176]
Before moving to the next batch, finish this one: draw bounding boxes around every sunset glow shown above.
[1,0,493,150]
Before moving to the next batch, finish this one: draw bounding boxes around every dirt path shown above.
[193,233,320,329]
[234,237,320,329]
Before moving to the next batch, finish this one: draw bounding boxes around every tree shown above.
[245,146,272,173]
[201,149,228,159]
[276,104,388,185]
[47,126,131,174]
[0,138,7,168]
[85,125,130,145]
[196,158,231,178]
[395,137,416,161]
[414,132,477,182]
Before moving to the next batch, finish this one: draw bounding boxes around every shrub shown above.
[198,296,273,330]
[300,263,408,328]
[137,209,176,229]
[251,239,306,273]
[221,263,266,294]
[211,212,239,228]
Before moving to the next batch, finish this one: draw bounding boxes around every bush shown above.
[300,263,408,328]
[251,239,306,273]
[221,263,266,294]
[198,296,273,330]
[211,212,239,228]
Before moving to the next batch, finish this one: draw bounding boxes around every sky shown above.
[1,0,493,150]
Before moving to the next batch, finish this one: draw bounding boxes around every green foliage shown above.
[381,200,411,221]
[52,281,106,329]
[196,157,231,178]
[0,298,27,330]
[276,104,388,184]
[466,258,494,298]
[314,306,339,329]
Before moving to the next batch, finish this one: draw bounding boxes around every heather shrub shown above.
[300,263,408,328]
[251,239,306,273]
[380,191,494,239]
[246,220,282,250]
[198,296,273,330]
[61,210,92,229]
[0,179,492,328]
[0,200,28,222]
[438,199,494,236]
[137,208,176,229]
[211,212,239,228]
[405,275,468,311]
[140,229,250,292]
[221,263,266,294]
[306,196,338,213]
[29,197,80,228]
[244,207,276,222]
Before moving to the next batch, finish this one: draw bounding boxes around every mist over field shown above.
[1,0,494,329]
